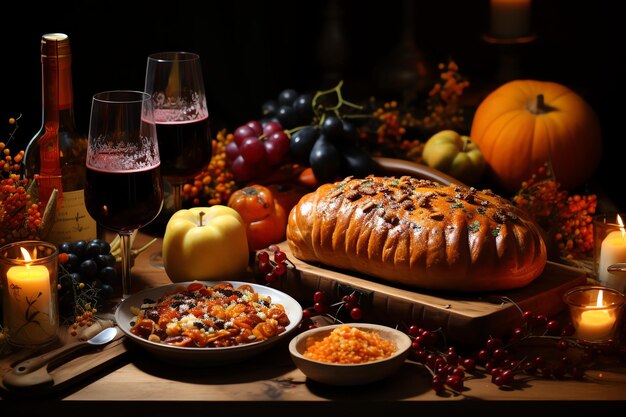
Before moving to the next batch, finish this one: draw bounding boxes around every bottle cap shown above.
[41,33,70,58]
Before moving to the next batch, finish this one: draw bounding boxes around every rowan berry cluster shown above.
[418,59,470,133]
[182,128,237,206]
[512,163,597,259]
[0,115,43,245]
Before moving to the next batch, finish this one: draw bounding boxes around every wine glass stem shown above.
[120,231,133,300]
[171,182,183,212]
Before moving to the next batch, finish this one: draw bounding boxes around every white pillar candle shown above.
[598,230,626,291]
[5,259,56,346]
[490,0,531,39]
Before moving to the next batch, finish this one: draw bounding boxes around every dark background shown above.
[2,0,622,209]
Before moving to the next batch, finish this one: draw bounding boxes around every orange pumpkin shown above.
[470,80,602,193]
[227,185,287,250]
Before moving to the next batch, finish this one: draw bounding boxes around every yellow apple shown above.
[422,130,486,185]
[162,206,249,282]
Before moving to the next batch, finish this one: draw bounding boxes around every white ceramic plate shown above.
[289,323,412,385]
[115,281,303,365]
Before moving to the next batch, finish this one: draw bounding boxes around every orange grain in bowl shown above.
[303,324,397,364]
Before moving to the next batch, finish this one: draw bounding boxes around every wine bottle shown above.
[24,33,98,245]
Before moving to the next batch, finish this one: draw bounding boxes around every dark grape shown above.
[71,240,88,258]
[69,272,81,284]
[95,253,116,268]
[342,119,358,141]
[261,100,278,116]
[86,240,104,258]
[320,115,343,139]
[278,88,298,106]
[92,238,110,253]
[309,135,342,183]
[59,242,72,254]
[98,266,117,285]
[276,105,297,128]
[290,126,319,164]
[340,145,374,177]
[293,93,314,122]
[80,259,98,279]
[66,253,80,270]
[99,284,115,299]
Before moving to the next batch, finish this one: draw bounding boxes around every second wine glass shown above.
[144,51,212,269]
[145,51,212,211]
[84,90,164,300]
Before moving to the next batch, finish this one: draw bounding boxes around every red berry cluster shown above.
[302,290,364,329]
[406,325,471,393]
[256,244,291,283]
[405,298,626,395]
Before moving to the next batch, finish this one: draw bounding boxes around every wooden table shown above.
[2,232,625,416]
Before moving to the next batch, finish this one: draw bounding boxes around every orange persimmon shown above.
[227,184,287,250]
[265,182,310,216]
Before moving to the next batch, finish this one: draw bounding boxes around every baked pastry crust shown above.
[286,176,547,292]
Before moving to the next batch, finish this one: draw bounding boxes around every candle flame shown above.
[618,215,625,239]
[20,247,32,262]
[597,290,604,307]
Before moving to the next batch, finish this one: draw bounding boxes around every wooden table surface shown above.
[2,232,626,415]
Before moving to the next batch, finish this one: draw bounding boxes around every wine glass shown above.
[84,90,164,300]
[144,51,212,268]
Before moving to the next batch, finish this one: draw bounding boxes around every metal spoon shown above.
[10,326,119,375]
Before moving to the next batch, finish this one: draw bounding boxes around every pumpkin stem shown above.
[198,211,205,226]
[536,94,545,111]
[529,94,553,114]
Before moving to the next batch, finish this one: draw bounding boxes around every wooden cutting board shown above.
[0,320,127,396]
[268,242,588,346]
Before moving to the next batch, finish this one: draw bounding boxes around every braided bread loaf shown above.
[286,176,546,292]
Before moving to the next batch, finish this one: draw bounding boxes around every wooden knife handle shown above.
[11,340,87,375]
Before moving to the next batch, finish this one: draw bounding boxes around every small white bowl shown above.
[289,322,411,386]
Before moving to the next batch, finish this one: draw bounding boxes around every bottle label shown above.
[47,189,97,244]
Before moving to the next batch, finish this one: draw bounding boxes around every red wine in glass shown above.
[155,112,212,183]
[85,164,164,232]
[86,90,162,299]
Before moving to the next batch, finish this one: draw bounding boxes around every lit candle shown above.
[576,290,617,341]
[598,215,626,290]
[490,0,531,39]
[4,247,57,346]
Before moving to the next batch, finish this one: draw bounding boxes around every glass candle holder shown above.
[593,213,626,292]
[563,285,624,343]
[1,241,59,347]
